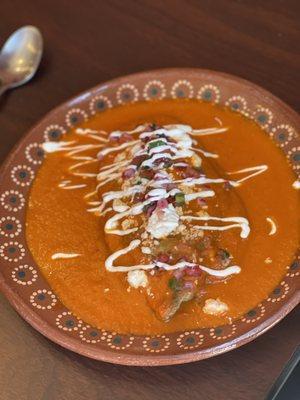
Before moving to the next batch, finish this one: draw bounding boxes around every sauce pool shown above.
[26,99,300,334]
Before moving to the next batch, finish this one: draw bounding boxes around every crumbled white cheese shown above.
[141,231,148,240]
[146,204,179,239]
[292,180,300,189]
[166,128,193,149]
[203,298,229,316]
[141,246,151,254]
[112,198,129,213]
[191,153,202,168]
[121,219,133,230]
[127,270,148,288]
[146,287,155,298]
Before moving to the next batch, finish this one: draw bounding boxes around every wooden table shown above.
[0,1,299,399]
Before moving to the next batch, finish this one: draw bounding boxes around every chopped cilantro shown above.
[219,249,230,260]
[150,123,158,131]
[175,192,185,205]
[198,241,206,251]
[148,140,166,149]
[165,160,172,168]
[168,277,180,291]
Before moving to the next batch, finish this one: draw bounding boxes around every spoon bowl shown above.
[0,26,43,92]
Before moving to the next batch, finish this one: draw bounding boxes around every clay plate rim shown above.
[0,68,299,366]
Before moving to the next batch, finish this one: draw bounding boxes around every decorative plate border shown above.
[0,69,299,366]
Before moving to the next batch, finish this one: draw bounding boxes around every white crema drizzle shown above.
[42,123,269,278]
[51,253,81,260]
[266,217,277,236]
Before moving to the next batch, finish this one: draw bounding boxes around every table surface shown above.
[0,1,299,399]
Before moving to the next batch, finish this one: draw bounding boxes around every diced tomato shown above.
[140,169,155,180]
[133,192,145,203]
[156,199,168,209]
[157,253,170,263]
[183,166,201,178]
[184,266,202,276]
[122,168,135,179]
[182,280,195,290]
[119,132,134,143]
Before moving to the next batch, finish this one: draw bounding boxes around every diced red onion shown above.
[182,281,195,290]
[122,168,135,179]
[183,166,200,178]
[145,203,157,217]
[109,134,119,142]
[197,198,207,207]
[173,269,185,279]
[133,193,145,203]
[185,266,202,277]
[224,181,232,190]
[166,183,177,191]
[153,157,170,165]
[157,253,170,263]
[119,132,133,143]
[140,169,155,180]
[141,135,150,143]
[154,173,168,181]
[156,199,168,209]
[132,155,147,166]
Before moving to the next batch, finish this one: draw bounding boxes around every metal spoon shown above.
[0,26,43,97]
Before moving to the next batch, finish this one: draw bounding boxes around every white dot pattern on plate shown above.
[143,80,167,100]
[0,74,298,360]
[171,79,194,99]
[11,265,38,285]
[176,331,204,350]
[56,311,83,331]
[25,142,44,165]
[43,124,66,142]
[116,83,139,104]
[0,190,25,212]
[197,84,221,103]
[0,216,22,238]
[142,335,171,353]
[30,289,57,310]
[0,241,25,262]
[10,165,34,186]
[65,108,88,127]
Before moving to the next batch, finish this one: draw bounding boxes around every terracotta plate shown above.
[0,69,299,366]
